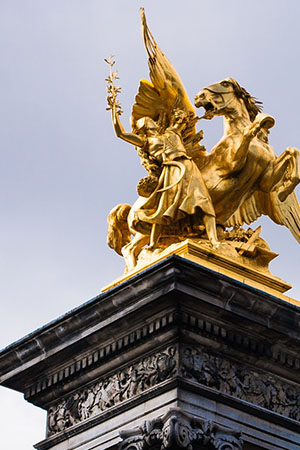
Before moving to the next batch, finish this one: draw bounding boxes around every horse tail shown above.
[107,204,131,255]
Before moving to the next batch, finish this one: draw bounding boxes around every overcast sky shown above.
[1,1,300,448]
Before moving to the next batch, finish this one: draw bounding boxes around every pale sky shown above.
[1,1,300,448]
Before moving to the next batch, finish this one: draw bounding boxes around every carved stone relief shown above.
[46,343,299,437]
[119,407,243,450]
[47,346,177,435]
[181,346,300,421]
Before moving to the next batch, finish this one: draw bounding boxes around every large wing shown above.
[226,190,300,244]
[131,8,196,137]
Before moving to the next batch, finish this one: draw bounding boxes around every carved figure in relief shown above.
[106,9,300,274]
[80,388,94,420]
[47,344,299,437]
[155,346,176,381]
[97,383,109,411]
[180,346,300,423]
[218,358,243,396]
[182,347,217,387]
[126,366,142,397]
[104,373,120,406]
[89,383,102,416]
[48,402,70,433]
[47,347,177,436]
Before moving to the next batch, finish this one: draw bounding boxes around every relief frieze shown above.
[47,343,299,437]
[181,346,300,422]
[47,346,177,435]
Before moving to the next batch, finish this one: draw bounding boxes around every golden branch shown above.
[104,55,123,115]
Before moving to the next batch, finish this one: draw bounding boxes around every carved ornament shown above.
[47,346,177,435]
[119,407,243,450]
[181,346,300,422]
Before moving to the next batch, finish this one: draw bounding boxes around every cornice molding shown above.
[25,308,299,404]
[1,257,300,396]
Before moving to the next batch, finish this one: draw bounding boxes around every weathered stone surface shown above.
[43,341,300,440]
[47,345,177,436]
[180,345,300,421]
[0,256,299,449]
[119,407,243,450]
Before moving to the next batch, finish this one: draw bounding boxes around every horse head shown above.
[194,78,263,122]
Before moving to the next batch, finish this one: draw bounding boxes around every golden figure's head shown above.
[171,108,188,124]
[135,117,158,136]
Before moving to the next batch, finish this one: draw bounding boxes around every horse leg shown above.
[232,122,262,170]
[121,232,149,272]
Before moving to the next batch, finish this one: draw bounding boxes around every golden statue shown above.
[105,9,300,283]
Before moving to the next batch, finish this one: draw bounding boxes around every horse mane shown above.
[228,78,263,122]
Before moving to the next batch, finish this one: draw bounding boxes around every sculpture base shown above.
[102,239,297,304]
[1,257,300,450]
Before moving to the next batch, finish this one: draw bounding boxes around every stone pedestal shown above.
[0,256,300,449]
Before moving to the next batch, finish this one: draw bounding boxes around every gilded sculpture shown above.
[105,9,300,277]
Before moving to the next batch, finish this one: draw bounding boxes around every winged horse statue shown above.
[106,9,300,272]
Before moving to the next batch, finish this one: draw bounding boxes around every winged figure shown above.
[106,9,300,272]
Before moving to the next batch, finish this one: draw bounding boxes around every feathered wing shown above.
[131,8,196,138]
[226,190,300,244]
[268,191,300,243]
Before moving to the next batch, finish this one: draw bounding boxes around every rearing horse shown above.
[107,9,300,271]
[108,78,300,271]
[194,78,300,224]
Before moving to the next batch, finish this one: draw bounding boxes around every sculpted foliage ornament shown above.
[119,408,243,450]
[106,9,300,274]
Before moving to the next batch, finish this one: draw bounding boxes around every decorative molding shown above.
[47,345,177,436]
[46,342,299,438]
[180,311,300,372]
[119,407,243,450]
[26,309,300,403]
[25,311,176,400]
[180,345,300,422]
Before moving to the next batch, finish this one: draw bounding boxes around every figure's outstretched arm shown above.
[111,105,144,147]
[105,55,144,149]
